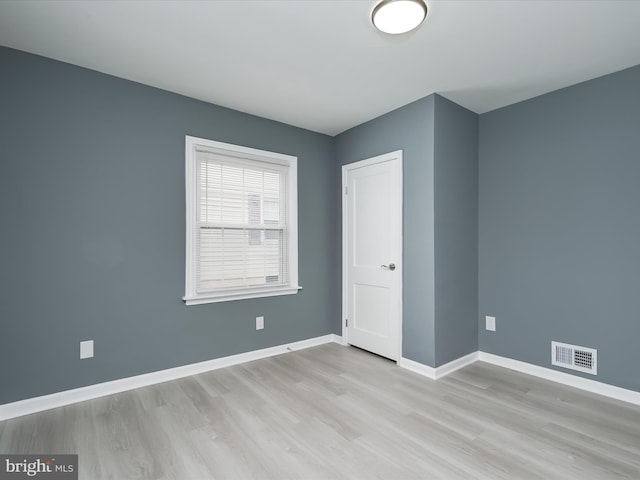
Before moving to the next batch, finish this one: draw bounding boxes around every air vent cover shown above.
[552,341,597,375]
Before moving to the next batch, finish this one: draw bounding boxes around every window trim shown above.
[183,135,300,305]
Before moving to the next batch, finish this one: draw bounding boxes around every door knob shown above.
[381,263,396,271]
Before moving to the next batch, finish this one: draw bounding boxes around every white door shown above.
[342,151,402,361]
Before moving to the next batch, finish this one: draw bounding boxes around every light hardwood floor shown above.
[1,343,639,479]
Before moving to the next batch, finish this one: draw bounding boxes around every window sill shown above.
[183,286,302,306]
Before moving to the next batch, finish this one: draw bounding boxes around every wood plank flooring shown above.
[1,343,639,479]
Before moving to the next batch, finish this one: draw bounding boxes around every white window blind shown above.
[184,136,299,305]
[197,151,289,291]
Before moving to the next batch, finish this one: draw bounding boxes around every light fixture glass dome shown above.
[372,0,427,35]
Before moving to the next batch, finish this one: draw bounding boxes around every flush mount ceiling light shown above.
[372,0,427,35]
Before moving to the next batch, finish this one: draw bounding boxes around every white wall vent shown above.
[552,341,597,375]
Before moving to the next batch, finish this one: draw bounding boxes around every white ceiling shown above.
[1,0,640,136]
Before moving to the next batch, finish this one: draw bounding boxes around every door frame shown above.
[341,150,403,362]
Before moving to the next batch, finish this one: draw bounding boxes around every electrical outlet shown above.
[485,316,496,332]
[256,316,264,330]
[80,340,94,359]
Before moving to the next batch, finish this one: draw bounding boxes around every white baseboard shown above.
[4,338,638,421]
[0,334,343,421]
[399,350,640,407]
[398,357,437,379]
[479,352,640,407]
[435,351,480,378]
[399,351,479,380]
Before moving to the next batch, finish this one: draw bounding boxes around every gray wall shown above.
[433,96,479,366]
[335,96,437,366]
[6,43,635,404]
[335,95,479,367]
[479,64,640,391]
[0,47,339,405]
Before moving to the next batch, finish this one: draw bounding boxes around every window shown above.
[183,136,300,305]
